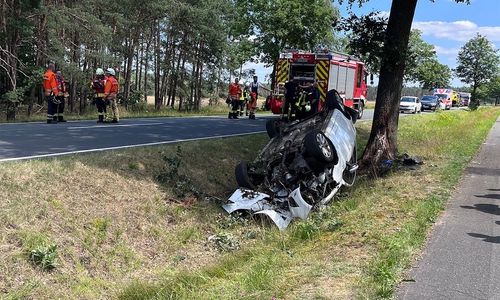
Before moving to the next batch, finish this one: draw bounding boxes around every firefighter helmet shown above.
[96,68,104,75]
[106,68,115,76]
[245,82,250,87]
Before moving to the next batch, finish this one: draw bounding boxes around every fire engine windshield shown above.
[434,94,447,99]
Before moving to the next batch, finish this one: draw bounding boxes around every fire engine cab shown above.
[268,50,369,119]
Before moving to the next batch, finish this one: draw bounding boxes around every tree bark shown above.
[360,0,418,174]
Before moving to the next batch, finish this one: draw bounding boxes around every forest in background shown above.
[1,0,498,121]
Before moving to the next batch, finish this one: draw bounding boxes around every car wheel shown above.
[265,119,280,139]
[412,108,416,114]
[357,102,364,119]
[235,161,256,190]
[343,146,357,186]
[304,130,337,164]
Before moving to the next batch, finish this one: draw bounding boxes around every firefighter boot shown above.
[52,116,58,124]
[97,115,104,123]
[228,112,233,119]
[111,118,119,123]
[58,116,67,122]
[232,112,239,119]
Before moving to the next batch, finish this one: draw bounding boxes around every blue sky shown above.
[244,0,500,87]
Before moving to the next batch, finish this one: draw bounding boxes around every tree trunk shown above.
[360,0,418,174]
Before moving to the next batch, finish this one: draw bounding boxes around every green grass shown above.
[0,107,499,299]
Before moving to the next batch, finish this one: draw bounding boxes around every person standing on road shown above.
[54,70,68,122]
[227,77,241,119]
[43,62,60,124]
[249,75,271,105]
[103,68,119,123]
[90,68,108,123]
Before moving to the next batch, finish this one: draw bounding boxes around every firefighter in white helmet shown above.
[103,68,119,123]
[89,68,108,122]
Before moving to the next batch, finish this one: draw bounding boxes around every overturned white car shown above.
[223,90,359,230]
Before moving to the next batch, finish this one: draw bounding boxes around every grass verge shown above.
[0,107,498,299]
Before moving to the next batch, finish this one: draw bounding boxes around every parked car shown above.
[223,90,359,230]
[421,95,440,111]
[399,96,422,114]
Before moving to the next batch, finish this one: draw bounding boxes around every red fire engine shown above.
[268,50,369,118]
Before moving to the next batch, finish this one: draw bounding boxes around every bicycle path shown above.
[397,115,500,299]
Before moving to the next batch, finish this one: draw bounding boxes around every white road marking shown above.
[0,131,266,162]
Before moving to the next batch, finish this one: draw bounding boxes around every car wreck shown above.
[223,89,359,230]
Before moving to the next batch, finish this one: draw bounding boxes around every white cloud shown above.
[412,20,500,42]
[433,45,461,56]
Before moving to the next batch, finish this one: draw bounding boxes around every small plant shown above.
[326,217,344,231]
[157,146,183,182]
[156,146,202,199]
[292,220,321,241]
[29,244,58,270]
[216,212,248,229]
[172,254,186,265]
[209,232,241,253]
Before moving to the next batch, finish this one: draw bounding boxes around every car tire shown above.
[412,108,416,114]
[357,102,364,119]
[235,161,256,190]
[343,146,357,186]
[265,119,280,139]
[304,130,337,164]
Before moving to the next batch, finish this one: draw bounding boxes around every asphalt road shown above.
[0,115,279,162]
[397,115,500,299]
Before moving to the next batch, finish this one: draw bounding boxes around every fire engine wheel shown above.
[235,161,257,190]
[304,130,337,164]
[265,119,280,138]
[343,146,357,186]
[357,103,364,119]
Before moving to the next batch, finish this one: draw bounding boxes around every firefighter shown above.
[240,82,250,116]
[247,91,257,119]
[43,62,60,124]
[55,70,69,122]
[227,77,241,119]
[295,85,313,120]
[90,68,108,123]
[282,76,299,121]
[309,82,320,114]
[249,75,271,109]
[103,68,119,123]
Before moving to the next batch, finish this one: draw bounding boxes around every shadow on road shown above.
[467,232,500,244]
[461,203,500,215]
[465,166,500,176]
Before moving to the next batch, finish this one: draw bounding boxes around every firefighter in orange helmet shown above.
[43,62,60,124]
[103,68,119,123]
[227,77,241,119]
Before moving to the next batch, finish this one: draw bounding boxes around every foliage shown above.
[455,33,500,107]
[234,0,341,87]
[29,244,58,271]
[338,15,451,89]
